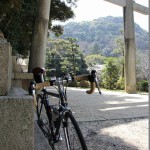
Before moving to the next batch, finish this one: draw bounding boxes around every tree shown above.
[0,0,36,57]
[113,37,125,78]
[46,38,88,77]
[102,58,120,89]
[85,54,105,67]
[136,50,149,81]
[0,0,77,58]
[91,43,101,54]
[66,37,80,75]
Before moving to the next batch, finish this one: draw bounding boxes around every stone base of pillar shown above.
[125,86,136,94]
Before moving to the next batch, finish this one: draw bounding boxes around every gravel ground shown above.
[35,117,148,150]
[35,87,148,150]
[78,118,148,150]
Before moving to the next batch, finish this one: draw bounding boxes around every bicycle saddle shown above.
[32,67,46,83]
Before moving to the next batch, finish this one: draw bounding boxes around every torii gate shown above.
[104,0,149,93]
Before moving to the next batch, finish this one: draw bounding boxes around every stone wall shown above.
[0,34,33,95]
[0,31,34,149]
[0,88,34,150]
[0,38,12,95]
[11,56,33,91]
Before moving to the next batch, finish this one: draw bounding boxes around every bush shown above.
[78,80,90,88]
[137,80,149,92]
[68,81,78,87]
[116,77,125,90]
[102,58,120,90]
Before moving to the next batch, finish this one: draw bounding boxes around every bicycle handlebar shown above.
[73,74,96,94]
[35,81,51,90]
[29,70,101,95]
[74,70,102,94]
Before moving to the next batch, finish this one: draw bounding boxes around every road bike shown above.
[29,70,101,150]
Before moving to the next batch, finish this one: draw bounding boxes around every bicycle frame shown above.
[37,78,72,143]
[29,70,101,149]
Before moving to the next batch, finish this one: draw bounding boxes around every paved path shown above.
[34,88,148,150]
[67,88,148,121]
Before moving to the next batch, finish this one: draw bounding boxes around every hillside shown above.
[59,16,148,56]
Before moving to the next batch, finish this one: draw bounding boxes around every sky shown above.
[64,0,149,31]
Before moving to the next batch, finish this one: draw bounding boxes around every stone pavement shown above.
[34,88,149,150]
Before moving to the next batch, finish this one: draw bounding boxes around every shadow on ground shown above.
[79,117,148,150]
[36,88,148,150]
[66,89,148,150]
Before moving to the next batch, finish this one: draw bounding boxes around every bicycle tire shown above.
[57,111,88,150]
[36,95,87,150]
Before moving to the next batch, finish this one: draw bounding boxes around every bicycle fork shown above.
[64,127,71,150]
[62,111,72,150]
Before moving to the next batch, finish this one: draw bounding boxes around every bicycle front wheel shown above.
[62,111,88,150]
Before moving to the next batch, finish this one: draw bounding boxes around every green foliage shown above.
[78,81,90,88]
[60,16,148,56]
[0,0,22,16]
[116,77,125,90]
[0,0,77,57]
[91,43,101,54]
[113,37,124,57]
[0,0,37,57]
[85,54,106,67]
[49,0,77,37]
[113,37,125,78]
[102,57,120,89]
[68,81,77,87]
[51,25,64,37]
[50,0,76,22]
[46,38,88,77]
[137,80,149,92]
[136,50,149,81]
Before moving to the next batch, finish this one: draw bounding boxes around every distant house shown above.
[17,58,28,72]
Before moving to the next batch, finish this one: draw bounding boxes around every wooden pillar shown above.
[123,0,136,93]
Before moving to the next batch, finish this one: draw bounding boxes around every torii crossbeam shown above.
[104,0,149,93]
[104,0,149,15]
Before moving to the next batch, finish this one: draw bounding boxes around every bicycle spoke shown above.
[53,112,87,150]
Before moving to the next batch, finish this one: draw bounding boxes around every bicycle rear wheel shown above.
[55,111,87,150]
